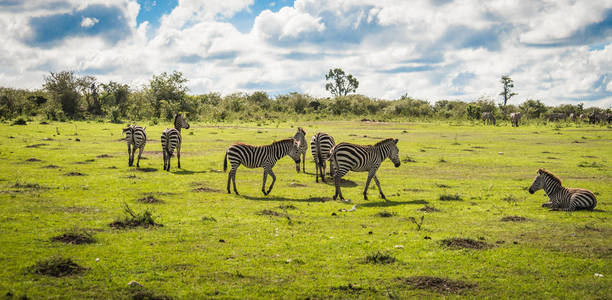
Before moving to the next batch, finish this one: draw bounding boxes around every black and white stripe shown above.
[224,138,301,195]
[310,132,335,183]
[529,169,597,211]
[293,127,307,173]
[329,138,400,201]
[482,112,496,125]
[122,125,147,167]
[161,113,190,171]
[510,112,521,127]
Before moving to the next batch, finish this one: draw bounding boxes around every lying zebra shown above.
[528,168,597,211]
[329,138,400,201]
[224,138,301,195]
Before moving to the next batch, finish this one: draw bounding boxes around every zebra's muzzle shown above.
[394,162,401,168]
[528,188,534,194]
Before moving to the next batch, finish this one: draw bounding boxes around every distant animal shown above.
[588,112,602,124]
[224,138,301,195]
[310,132,336,183]
[122,125,147,167]
[528,168,597,211]
[161,113,190,171]
[547,112,566,122]
[569,113,576,122]
[329,138,400,201]
[579,113,585,121]
[293,127,307,173]
[510,112,521,127]
[482,112,496,125]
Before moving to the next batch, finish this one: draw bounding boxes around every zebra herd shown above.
[480,111,612,127]
[123,115,597,210]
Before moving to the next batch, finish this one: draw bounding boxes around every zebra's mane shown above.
[539,168,562,185]
[236,138,294,147]
[374,138,396,146]
[297,127,306,135]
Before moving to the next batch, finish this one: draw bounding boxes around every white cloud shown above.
[80,17,99,28]
[0,0,611,108]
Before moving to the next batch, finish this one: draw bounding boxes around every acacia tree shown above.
[499,75,518,108]
[325,68,359,97]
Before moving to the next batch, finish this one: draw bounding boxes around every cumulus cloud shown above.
[0,0,611,107]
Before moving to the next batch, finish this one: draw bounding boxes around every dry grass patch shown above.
[375,211,397,218]
[137,195,164,204]
[109,204,162,229]
[64,172,86,176]
[418,205,440,212]
[363,251,397,264]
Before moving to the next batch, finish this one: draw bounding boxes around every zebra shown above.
[161,113,190,171]
[122,125,147,167]
[310,132,336,183]
[224,138,301,195]
[547,112,566,122]
[482,112,496,125]
[293,127,307,173]
[510,112,521,127]
[329,138,400,201]
[528,168,597,211]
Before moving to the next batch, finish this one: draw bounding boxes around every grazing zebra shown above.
[224,138,301,195]
[122,125,147,167]
[510,112,521,127]
[310,132,336,183]
[161,114,190,171]
[547,112,566,122]
[528,168,597,211]
[293,127,307,173]
[329,138,400,201]
[569,113,576,122]
[482,112,496,125]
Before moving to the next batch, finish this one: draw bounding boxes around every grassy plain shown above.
[0,119,610,299]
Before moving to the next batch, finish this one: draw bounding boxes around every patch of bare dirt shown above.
[440,238,491,250]
[397,276,475,294]
[501,216,528,222]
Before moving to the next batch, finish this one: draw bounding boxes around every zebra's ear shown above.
[394,138,399,144]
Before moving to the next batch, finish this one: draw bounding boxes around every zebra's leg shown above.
[232,168,239,195]
[261,169,269,195]
[227,170,233,194]
[541,202,553,208]
[162,150,167,171]
[363,171,375,201]
[167,152,172,171]
[266,169,277,195]
[333,175,344,201]
[373,175,387,200]
[136,146,143,168]
[302,152,306,173]
[320,162,326,183]
[177,144,181,169]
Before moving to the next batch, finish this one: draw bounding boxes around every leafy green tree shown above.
[43,71,81,119]
[148,71,189,119]
[466,104,481,120]
[499,75,518,108]
[325,68,359,97]
[519,99,547,119]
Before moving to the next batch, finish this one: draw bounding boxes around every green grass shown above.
[0,120,610,298]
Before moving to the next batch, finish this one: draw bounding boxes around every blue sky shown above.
[0,0,611,107]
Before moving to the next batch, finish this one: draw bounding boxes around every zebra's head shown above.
[122,125,134,135]
[529,169,545,194]
[175,113,190,130]
[288,139,301,172]
[389,138,400,168]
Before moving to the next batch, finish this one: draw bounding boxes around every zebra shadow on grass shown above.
[172,169,208,175]
[241,195,334,203]
[322,178,359,187]
[359,199,429,208]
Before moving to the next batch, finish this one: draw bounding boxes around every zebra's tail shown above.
[331,146,339,178]
[315,134,323,168]
[223,151,228,172]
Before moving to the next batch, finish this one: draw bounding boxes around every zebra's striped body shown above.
[329,138,400,201]
[482,112,495,125]
[293,128,307,173]
[224,138,301,195]
[161,114,190,171]
[510,112,521,127]
[529,168,597,211]
[123,125,147,167]
[310,132,336,183]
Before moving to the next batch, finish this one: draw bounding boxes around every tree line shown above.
[1,70,610,123]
